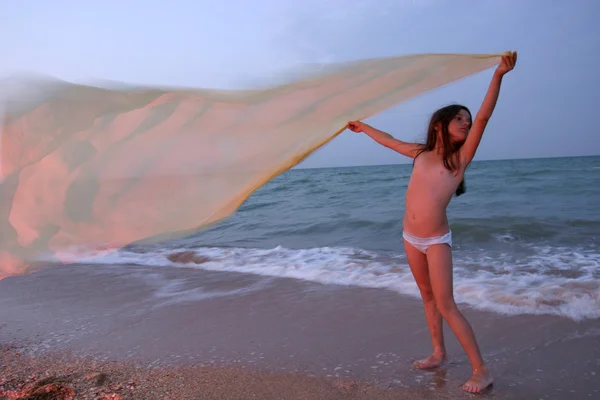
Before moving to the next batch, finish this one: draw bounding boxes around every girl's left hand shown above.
[496,51,517,76]
[347,121,366,133]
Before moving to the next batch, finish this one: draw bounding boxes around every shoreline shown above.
[1,263,599,399]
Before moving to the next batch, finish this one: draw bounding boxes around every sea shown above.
[86,156,600,322]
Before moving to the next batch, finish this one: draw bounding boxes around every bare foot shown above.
[461,367,494,394]
[413,353,447,369]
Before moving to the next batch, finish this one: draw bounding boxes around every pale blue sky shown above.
[2,0,599,168]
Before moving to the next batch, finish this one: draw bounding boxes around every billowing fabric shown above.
[0,52,506,278]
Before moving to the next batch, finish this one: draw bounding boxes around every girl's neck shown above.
[433,141,463,154]
[433,145,446,155]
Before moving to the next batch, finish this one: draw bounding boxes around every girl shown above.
[347,52,517,394]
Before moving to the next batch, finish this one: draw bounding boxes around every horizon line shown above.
[295,154,600,170]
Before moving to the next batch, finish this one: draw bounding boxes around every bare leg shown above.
[404,240,447,369]
[426,244,493,393]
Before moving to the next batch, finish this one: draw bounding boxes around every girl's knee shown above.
[418,286,435,303]
[421,292,435,305]
[436,297,458,317]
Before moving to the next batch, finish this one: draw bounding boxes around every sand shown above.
[1,263,599,399]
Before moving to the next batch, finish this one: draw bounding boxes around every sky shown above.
[1,0,599,168]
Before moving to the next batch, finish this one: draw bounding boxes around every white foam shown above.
[64,244,600,321]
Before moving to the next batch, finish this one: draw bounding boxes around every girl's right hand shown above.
[496,51,517,76]
[347,121,366,132]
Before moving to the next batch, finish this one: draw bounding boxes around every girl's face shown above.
[447,109,472,144]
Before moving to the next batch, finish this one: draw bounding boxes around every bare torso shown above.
[403,150,464,237]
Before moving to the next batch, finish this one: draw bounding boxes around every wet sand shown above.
[1,263,599,399]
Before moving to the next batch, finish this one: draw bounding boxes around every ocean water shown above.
[86,156,600,321]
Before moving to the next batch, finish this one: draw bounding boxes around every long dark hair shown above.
[415,104,471,196]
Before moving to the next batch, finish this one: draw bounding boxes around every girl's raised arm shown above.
[460,52,517,166]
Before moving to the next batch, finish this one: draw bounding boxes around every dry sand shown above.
[1,263,599,399]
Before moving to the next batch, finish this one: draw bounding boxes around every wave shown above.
[267,219,400,236]
[208,214,599,246]
[65,243,600,321]
[449,217,600,244]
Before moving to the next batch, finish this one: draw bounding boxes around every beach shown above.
[1,263,599,399]
[2,156,599,399]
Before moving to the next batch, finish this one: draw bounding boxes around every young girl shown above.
[347,52,517,394]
